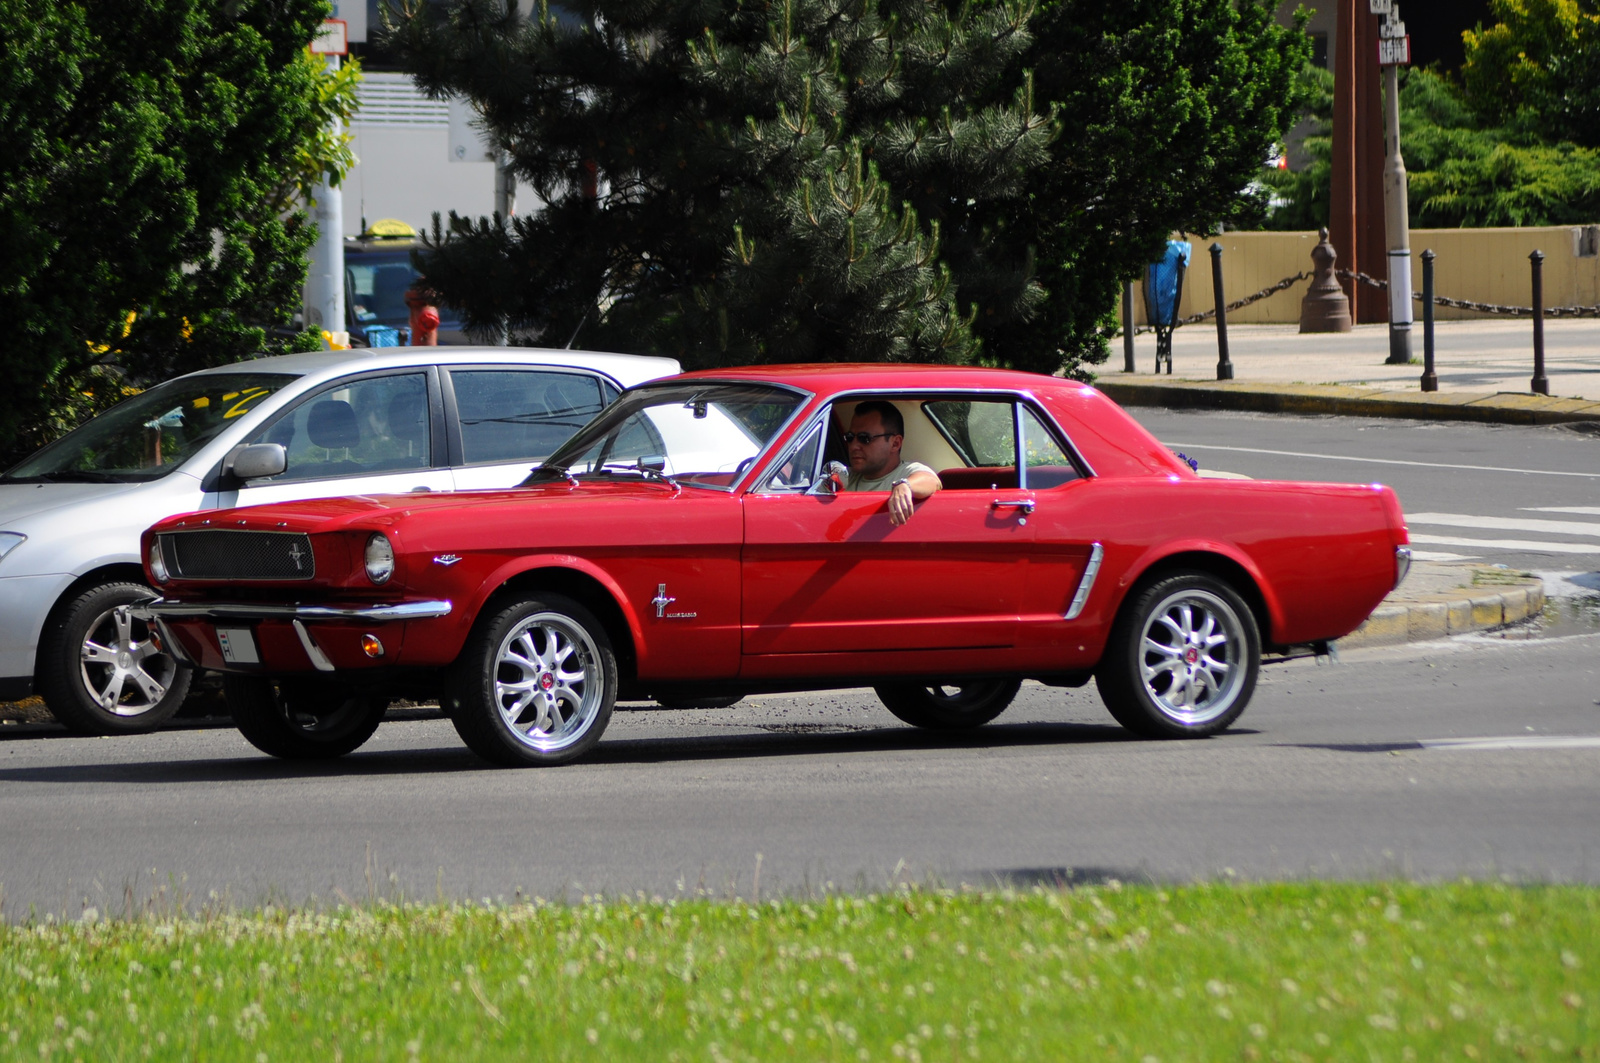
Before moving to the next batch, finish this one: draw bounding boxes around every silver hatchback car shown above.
[0,347,679,734]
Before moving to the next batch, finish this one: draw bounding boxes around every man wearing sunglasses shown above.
[842,400,942,525]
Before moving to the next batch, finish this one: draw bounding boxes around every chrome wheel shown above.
[1136,587,1248,726]
[80,604,176,717]
[493,610,604,753]
[1095,572,1260,739]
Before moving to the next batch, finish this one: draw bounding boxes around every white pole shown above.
[1382,61,1412,364]
[305,53,347,346]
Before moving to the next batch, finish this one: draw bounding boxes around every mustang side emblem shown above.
[433,554,463,566]
[287,542,306,571]
[652,583,697,620]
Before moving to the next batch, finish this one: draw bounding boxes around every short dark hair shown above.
[852,400,903,436]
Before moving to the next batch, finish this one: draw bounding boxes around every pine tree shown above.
[385,0,1305,376]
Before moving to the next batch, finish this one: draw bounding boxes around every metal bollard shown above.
[1210,242,1233,380]
[1123,280,1136,373]
[1530,250,1549,395]
[1419,250,1437,392]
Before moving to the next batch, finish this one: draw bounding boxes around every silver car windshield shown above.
[528,382,804,490]
[3,373,296,483]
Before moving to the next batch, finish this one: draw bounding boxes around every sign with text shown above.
[1378,35,1411,66]
[310,18,347,56]
[1368,0,1391,12]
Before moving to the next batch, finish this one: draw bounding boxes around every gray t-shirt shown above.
[845,459,935,493]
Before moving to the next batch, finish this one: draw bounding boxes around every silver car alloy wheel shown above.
[492,610,603,752]
[1137,587,1248,726]
[78,604,177,717]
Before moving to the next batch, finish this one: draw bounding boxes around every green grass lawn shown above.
[1,882,1594,1061]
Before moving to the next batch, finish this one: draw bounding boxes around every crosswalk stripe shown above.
[1159,442,1600,478]
[1525,506,1600,516]
[1420,736,1600,752]
[1407,512,1600,537]
[1409,534,1600,555]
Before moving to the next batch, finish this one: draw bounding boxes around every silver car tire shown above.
[1095,572,1260,738]
[36,581,192,735]
[447,593,617,767]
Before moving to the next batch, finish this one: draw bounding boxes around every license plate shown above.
[216,626,260,665]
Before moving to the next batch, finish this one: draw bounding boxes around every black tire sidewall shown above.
[1096,572,1260,739]
[447,593,617,766]
[37,581,192,735]
[224,675,387,760]
[874,679,1021,729]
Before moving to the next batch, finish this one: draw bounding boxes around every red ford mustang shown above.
[138,365,1410,766]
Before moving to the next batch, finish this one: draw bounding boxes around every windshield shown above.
[4,373,296,483]
[346,250,460,332]
[529,382,805,490]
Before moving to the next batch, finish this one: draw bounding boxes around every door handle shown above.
[991,498,1035,514]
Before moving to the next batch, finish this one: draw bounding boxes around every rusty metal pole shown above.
[1530,250,1549,395]
[1123,280,1136,373]
[1210,243,1233,380]
[1419,249,1437,392]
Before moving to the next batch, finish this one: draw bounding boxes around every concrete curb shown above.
[1097,378,1600,427]
[1339,578,1546,650]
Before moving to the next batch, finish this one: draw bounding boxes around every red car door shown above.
[741,487,1034,657]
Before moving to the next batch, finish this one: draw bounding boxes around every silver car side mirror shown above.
[809,460,848,495]
[226,443,288,481]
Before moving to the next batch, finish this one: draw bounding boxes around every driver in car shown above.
[842,401,941,525]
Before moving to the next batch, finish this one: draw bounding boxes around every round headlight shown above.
[148,539,169,584]
[364,534,395,585]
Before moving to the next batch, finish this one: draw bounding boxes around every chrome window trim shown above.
[753,417,827,494]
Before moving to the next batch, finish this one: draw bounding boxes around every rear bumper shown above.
[134,598,452,675]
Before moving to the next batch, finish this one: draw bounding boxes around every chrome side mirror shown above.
[809,460,848,495]
[226,443,287,481]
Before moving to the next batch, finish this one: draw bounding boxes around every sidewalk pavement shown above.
[1097,319,1600,425]
[1339,561,1545,650]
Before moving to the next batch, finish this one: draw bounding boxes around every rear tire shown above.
[1095,572,1259,739]
[37,581,192,735]
[445,593,617,766]
[224,675,388,759]
[873,679,1021,730]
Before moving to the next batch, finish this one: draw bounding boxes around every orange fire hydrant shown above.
[405,286,440,346]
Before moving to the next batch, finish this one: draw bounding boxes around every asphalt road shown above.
[2,627,1597,918]
[3,411,1597,918]
[1130,408,1600,577]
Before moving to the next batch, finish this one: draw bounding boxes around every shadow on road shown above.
[0,719,1165,784]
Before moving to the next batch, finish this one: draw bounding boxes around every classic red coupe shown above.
[138,365,1410,766]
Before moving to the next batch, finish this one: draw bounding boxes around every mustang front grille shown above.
[160,531,316,581]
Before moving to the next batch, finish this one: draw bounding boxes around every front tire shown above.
[446,593,617,766]
[1095,572,1260,739]
[874,679,1021,729]
[37,582,192,735]
[224,675,388,759]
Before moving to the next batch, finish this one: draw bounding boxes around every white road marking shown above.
[1409,534,1600,555]
[1525,506,1600,516]
[1161,442,1600,479]
[1407,512,1600,537]
[1420,735,1600,752]
[1409,550,1479,561]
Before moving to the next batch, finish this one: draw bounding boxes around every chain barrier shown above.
[1337,268,1600,318]
[1117,264,1600,337]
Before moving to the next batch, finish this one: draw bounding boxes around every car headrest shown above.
[307,399,360,450]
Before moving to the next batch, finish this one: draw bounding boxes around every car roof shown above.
[185,347,682,389]
[666,362,1088,397]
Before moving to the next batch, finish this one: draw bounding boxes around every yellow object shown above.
[363,218,417,239]
[321,329,350,351]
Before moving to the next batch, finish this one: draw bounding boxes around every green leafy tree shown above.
[385,0,1306,376]
[0,0,359,464]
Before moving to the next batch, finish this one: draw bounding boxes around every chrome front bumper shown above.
[135,599,452,622]
[132,598,452,673]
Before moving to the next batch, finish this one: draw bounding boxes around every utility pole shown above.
[1375,1,1413,364]
[306,20,349,344]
